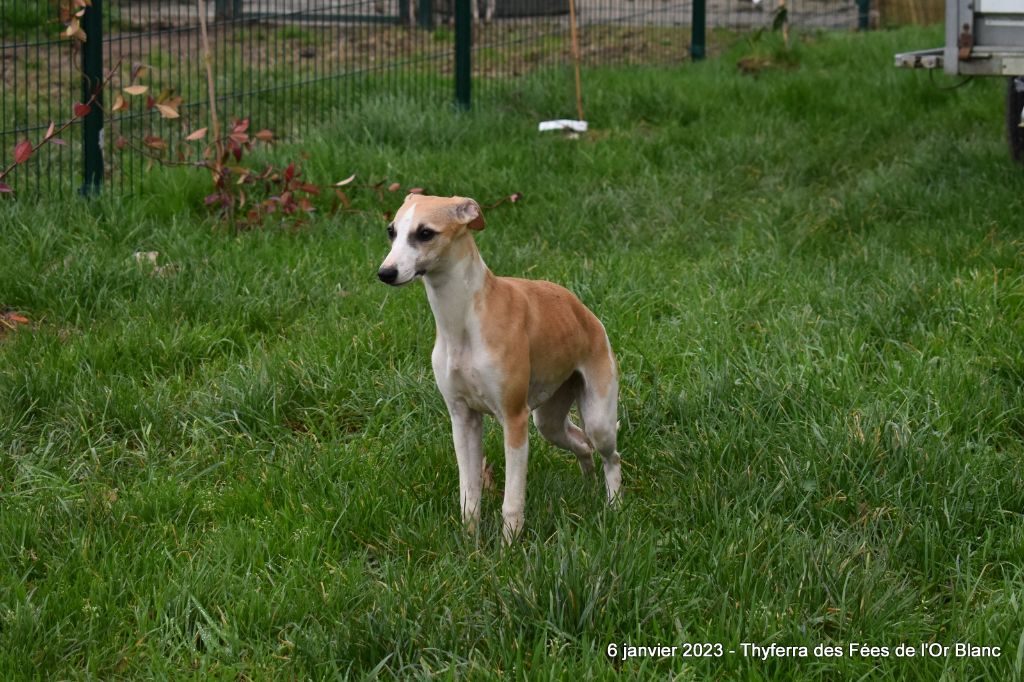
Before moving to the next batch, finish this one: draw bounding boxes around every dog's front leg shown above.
[449,401,484,533]
[501,409,529,544]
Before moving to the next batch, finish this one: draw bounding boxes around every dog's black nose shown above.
[378,266,399,284]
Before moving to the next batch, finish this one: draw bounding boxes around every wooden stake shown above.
[196,0,222,155]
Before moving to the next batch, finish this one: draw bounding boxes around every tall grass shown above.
[1,25,1023,679]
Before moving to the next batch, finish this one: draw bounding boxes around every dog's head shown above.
[377,194,485,286]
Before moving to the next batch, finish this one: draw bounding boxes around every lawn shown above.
[2,25,1023,680]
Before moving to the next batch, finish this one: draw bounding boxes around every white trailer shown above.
[895,0,1024,161]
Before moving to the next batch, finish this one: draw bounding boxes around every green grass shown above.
[2,25,1024,679]
[0,0,124,40]
[0,1,52,40]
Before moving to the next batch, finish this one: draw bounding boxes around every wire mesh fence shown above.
[1,0,867,197]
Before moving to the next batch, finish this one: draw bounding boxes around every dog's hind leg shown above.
[532,373,595,476]
[578,350,622,505]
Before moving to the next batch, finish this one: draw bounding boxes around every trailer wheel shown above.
[1009,77,1024,164]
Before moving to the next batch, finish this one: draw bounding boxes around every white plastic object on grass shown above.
[538,119,588,133]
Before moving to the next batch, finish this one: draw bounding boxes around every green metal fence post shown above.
[418,0,434,30]
[691,0,706,61]
[455,0,471,110]
[857,0,870,30]
[399,0,411,25]
[80,0,103,195]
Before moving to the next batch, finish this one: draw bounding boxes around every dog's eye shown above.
[415,225,436,242]
[386,224,396,241]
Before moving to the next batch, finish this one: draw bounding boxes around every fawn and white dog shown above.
[377,194,622,543]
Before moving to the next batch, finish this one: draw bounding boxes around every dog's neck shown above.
[423,236,491,339]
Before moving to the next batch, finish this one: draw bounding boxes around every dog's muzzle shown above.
[378,266,399,285]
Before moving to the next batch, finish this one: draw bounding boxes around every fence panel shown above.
[1,0,866,198]
[103,1,454,195]
[2,1,83,196]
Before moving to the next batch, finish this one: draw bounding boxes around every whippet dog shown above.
[377,194,622,543]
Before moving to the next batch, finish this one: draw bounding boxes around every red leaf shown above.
[115,136,128,150]
[298,182,320,195]
[13,140,32,165]
[228,132,249,145]
[334,189,351,207]
[185,127,208,142]
[408,187,424,194]
[387,182,401,192]
[284,163,296,182]
[143,135,166,150]
[145,95,155,111]
[232,118,250,134]
[0,182,12,193]
[204,193,221,205]
[253,129,273,142]
[44,122,56,139]
[510,192,523,203]
[73,101,91,117]
[48,138,66,146]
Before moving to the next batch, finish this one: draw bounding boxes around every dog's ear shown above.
[454,198,485,231]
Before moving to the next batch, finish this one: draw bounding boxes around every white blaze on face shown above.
[381,203,418,283]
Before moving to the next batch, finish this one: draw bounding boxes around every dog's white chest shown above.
[432,337,498,414]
